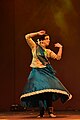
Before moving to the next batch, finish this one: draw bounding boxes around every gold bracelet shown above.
[36,32,38,35]
[28,34,31,38]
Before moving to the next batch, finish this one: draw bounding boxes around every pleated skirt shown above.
[20,65,72,107]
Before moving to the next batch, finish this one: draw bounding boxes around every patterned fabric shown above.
[20,44,72,107]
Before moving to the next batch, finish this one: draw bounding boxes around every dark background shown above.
[0,0,80,111]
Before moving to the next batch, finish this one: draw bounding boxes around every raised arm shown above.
[49,43,63,60]
[25,30,46,49]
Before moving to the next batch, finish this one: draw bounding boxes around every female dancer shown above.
[20,30,72,118]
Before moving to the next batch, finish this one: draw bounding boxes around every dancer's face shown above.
[42,35,50,47]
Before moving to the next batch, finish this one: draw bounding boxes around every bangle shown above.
[29,34,31,37]
[60,46,63,48]
[28,34,31,38]
[36,32,39,35]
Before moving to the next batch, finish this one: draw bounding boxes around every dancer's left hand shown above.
[54,43,63,48]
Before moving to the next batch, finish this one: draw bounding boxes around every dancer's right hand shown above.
[37,30,46,35]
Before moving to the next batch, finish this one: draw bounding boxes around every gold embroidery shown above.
[20,89,72,101]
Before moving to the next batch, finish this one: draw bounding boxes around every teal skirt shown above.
[20,64,72,107]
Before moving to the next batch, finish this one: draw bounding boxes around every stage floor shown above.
[0,111,80,120]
